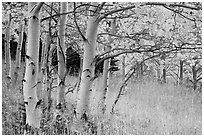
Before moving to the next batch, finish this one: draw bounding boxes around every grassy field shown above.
[88,77,201,135]
[2,62,202,135]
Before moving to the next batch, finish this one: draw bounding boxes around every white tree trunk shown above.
[77,2,100,118]
[46,40,55,113]
[42,33,50,108]
[5,13,12,80]
[23,2,43,128]
[99,19,116,114]
[57,2,67,110]
[36,41,43,99]
[13,23,24,85]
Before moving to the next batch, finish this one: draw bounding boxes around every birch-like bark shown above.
[42,34,50,107]
[99,19,116,114]
[76,2,135,119]
[76,2,100,118]
[56,2,67,110]
[47,42,55,113]
[23,2,43,128]
[13,23,24,85]
[5,13,12,80]
[36,40,43,99]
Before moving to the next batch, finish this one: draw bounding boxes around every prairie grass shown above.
[88,77,202,135]
[2,62,202,135]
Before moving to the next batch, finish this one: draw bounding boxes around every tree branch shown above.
[43,2,58,14]
[111,67,136,113]
[98,5,135,21]
[41,3,95,23]
[98,2,106,11]
[111,52,162,113]
[41,11,73,22]
[73,2,86,41]
[162,5,196,22]
[142,2,201,10]
[95,47,179,68]
[42,3,58,23]
[33,2,44,15]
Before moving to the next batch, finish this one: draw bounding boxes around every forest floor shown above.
[2,61,202,135]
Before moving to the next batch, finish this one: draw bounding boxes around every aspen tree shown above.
[74,3,137,120]
[13,23,24,85]
[156,63,161,82]
[121,54,126,91]
[23,2,43,128]
[5,13,12,80]
[36,40,43,99]
[76,2,101,118]
[162,67,166,83]
[99,19,116,114]
[42,34,50,108]
[44,2,54,114]
[161,53,166,83]
[191,61,201,90]
[76,2,135,119]
[179,59,184,85]
[192,64,196,90]
[56,2,67,110]
[162,60,167,83]
[47,44,56,113]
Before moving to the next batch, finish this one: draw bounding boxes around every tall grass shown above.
[87,77,202,135]
[2,62,202,134]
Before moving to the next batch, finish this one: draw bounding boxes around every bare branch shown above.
[162,5,196,22]
[41,3,93,22]
[41,11,73,22]
[142,2,201,10]
[95,47,179,68]
[141,2,201,22]
[42,4,58,23]
[111,52,163,113]
[43,2,58,14]
[73,2,86,41]
[33,2,44,15]
[99,5,135,21]
[111,67,136,113]
[98,2,106,11]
